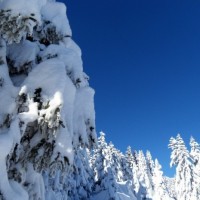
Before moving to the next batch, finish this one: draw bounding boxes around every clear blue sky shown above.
[61,0,200,177]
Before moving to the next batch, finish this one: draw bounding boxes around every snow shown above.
[19,58,77,164]
[0,76,16,117]
[0,0,97,198]
[54,127,73,164]
[7,40,39,70]
[22,59,67,98]
[41,2,72,36]
[25,164,45,200]
[18,101,38,132]
[0,0,46,23]
[116,181,137,200]
[39,43,87,87]
[73,87,96,146]
[91,182,137,200]
[90,190,110,200]
[0,41,17,120]
[0,118,28,200]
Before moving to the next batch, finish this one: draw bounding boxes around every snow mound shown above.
[91,182,137,200]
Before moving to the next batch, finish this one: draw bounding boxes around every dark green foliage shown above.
[33,88,42,110]
[0,114,11,128]
[0,77,4,87]
[17,93,28,113]
[0,56,4,65]
[0,10,38,43]
[7,58,33,76]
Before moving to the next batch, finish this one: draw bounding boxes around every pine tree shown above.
[122,146,139,194]
[189,137,200,199]
[146,151,155,177]
[108,142,124,182]
[152,159,172,200]
[0,0,96,199]
[91,132,118,200]
[67,146,94,200]
[169,134,195,200]
[163,177,176,199]
[136,150,153,199]
[145,151,155,192]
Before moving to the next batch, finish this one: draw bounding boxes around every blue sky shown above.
[62,0,200,177]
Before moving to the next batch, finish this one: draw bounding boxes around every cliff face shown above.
[0,0,96,199]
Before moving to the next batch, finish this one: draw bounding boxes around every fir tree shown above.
[169,134,195,200]
[122,146,139,194]
[67,146,94,200]
[108,142,124,182]
[0,0,96,199]
[137,150,153,199]
[146,151,155,177]
[189,137,200,199]
[152,159,172,200]
[91,132,118,200]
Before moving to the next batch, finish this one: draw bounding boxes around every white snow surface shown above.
[7,40,39,69]
[91,181,137,200]
[41,2,72,36]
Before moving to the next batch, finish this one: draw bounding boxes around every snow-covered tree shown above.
[189,137,200,199]
[169,134,195,200]
[122,146,139,194]
[146,151,155,177]
[152,159,172,200]
[145,151,155,192]
[136,150,154,199]
[91,132,118,199]
[0,0,96,199]
[163,177,176,199]
[67,146,94,200]
[108,142,124,182]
